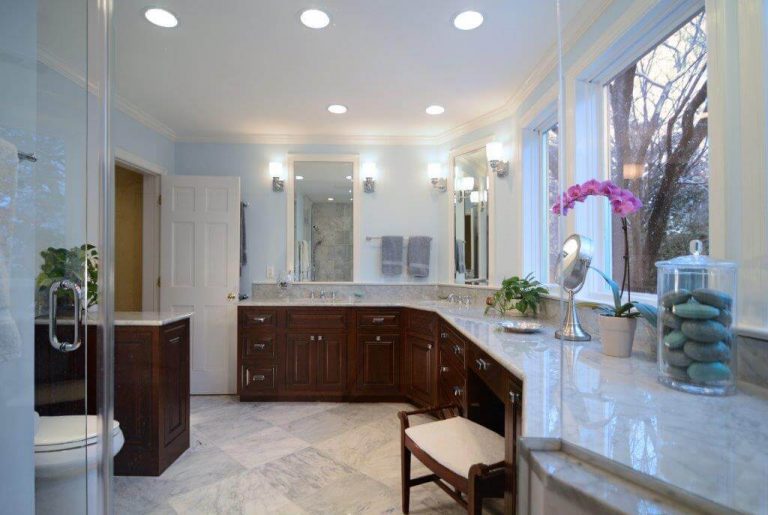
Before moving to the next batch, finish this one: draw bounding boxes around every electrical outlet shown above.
[266,266,275,279]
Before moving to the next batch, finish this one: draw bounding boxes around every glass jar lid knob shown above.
[689,239,704,256]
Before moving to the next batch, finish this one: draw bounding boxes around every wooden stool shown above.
[398,405,506,514]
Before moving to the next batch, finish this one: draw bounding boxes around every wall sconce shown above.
[428,162,446,192]
[269,161,284,192]
[362,162,377,193]
[486,141,509,178]
[455,176,475,202]
[623,162,644,180]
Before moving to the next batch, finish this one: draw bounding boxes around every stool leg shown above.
[468,490,482,515]
[401,446,411,513]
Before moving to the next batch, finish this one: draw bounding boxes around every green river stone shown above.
[662,311,683,330]
[681,320,728,343]
[683,340,731,362]
[692,288,733,310]
[663,347,693,367]
[687,362,732,383]
[663,330,687,350]
[672,303,720,320]
[661,289,691,308]
[716,309,733,327]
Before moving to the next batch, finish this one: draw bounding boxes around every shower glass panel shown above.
[0,0,112,513]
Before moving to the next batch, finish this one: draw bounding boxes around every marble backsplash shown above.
[250,282,766,389]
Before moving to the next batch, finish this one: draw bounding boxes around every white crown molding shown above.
[37,0,611,149]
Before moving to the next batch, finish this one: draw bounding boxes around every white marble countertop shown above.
[36,311,193,326]
[239,298,768,513]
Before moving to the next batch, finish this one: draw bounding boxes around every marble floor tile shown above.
[115,397,476,515]
[218,425,310,469]
[257,447,359,499]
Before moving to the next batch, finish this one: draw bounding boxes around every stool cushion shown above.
[405,416,504,478]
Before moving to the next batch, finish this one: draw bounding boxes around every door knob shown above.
[227,292,237,300]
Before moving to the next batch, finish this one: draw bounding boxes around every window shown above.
[543,124,560,283]
[606,12,708,293]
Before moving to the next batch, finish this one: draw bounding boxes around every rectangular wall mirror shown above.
[289,158,358,282]
[452,146,490,285]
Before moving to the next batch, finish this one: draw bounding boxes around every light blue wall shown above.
[113,110,175,173]
[175,142,444,292]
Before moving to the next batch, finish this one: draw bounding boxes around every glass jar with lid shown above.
[656,240,737,395]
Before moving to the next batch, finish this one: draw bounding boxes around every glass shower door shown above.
[0,0,111,513]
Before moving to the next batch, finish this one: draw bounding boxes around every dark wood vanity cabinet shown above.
[355,332,401,394]
[114,319,190,476]
[403,309,438,406]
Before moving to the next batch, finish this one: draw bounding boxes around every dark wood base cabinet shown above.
[114,320,190,476]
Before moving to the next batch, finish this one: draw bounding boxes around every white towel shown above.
[0,138,22,362]
[298,240,310,280]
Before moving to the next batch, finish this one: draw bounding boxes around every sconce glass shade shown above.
[427,162,442,179]
[460,177,475,192]
[269,161,284,179]
[362,161,377,180]
[469,191,480,204]
[623,162,644,179]
[485,142,504,162]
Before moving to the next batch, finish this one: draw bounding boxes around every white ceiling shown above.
[107,0,596,141]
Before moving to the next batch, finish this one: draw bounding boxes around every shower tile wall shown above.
[311,202,353,281]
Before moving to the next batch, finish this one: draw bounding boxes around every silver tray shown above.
[498,320,543,333]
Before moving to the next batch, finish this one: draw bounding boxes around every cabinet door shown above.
[316,334,345,392]
[285,333,314,391]
[357,334,400,393]
[160,322,189,447]
[408,334,435,406]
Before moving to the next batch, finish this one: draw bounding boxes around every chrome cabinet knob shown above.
[375,335,381,342]
[440,366,449,373]
[452,386,463,397]
[318,335,323,341]
[452,344,463,355]
[509,392,521,405]
[440,332,449,339]
[426,344,432,350]
[310,335,316,341]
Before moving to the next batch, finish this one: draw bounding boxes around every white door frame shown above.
[286,154,361,281]
[113,147,166,311]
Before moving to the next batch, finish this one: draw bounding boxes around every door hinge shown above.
[158,194,162,205]
[156,276,161,288]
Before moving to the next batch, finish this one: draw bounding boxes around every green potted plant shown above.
[36,244,98,314]
[485,273,549,318]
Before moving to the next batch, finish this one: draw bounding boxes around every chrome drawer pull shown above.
[452,344,463,355]
[168,336,182,344]
[509,392,521,405]
[375,336,381,342]
[253,374,266,381]
[475,358,490,371]
[372,317,385,324]
[318,335,323,341]
[252,316,267,323]
[253,343,266,350]
[310,335,316,341]
[426,344,432,350]
[452,386,463,397]
[440,332,448,339]
[440,366,449,373]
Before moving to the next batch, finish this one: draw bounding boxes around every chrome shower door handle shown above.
[49,279,83,353]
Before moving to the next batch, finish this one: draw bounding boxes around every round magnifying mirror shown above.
[555,234,594,341]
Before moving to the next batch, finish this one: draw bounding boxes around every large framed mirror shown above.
[449,142,493,285]
[286,155,360,282]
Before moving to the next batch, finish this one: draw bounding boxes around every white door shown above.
[160,176,241,394]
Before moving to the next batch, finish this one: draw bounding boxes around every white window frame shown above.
[562,0,706,306]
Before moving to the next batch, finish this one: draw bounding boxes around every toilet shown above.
[34,414,125,514]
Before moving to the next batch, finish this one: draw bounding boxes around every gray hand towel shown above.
[239,202,247,276]
[455,240,466,274]
[381,236,403,276]
[407,236,432,278]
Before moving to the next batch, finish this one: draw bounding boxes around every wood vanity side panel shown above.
[159,320,190,472]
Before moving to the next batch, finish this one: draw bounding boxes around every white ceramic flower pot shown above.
[598,315,637,358]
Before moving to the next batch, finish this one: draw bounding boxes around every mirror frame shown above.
[448,137,496,286]
[286,154,361,282]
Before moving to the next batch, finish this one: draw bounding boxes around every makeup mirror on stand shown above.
[555,234,594,341]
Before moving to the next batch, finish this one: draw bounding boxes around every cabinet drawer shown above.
[406,310,437,338]
[239,307,278,328]
[438,374,466,407]
[241,332,276,360]
[439,326,466,367]
[241,364,276,393]
[467,345,506,400]
[357,309,401,330]
[287,309,347,330]
[162,321,188,346]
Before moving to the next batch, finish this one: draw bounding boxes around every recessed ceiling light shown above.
[426,105,445,115]
[345,175,352,180]
[328,104,347,114]
[453,10,483,31]
[300,9,330,29]
[327,197,335,201]
[144,8,178,28]
[296,175,304,180]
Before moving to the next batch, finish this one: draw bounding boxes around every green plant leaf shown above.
[589,267,622,312]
